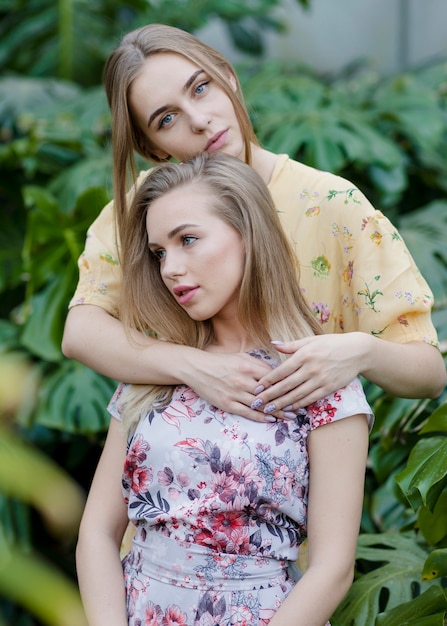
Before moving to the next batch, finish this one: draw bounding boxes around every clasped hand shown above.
[191,333,366,422]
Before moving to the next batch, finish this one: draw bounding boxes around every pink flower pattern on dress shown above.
[109,351,372,625]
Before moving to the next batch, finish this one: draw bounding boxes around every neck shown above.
[249,144,279,185]
[206,317,254,353]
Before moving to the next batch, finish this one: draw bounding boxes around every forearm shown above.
[62,305,274,420]
[62,304,198,384]
[359,334,446,398]
[269,564,353,626]
[76,533,128,626]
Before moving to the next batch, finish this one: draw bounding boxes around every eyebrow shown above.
[148,223,200,248]
[147,69,206,128]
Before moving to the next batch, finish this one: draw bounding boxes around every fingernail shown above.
[251,398,264,410]
[270,340,284,346]
[284,412,297,420]
[254,385,265,395]
[283,405,293,411]
[264,403,276,414]
[265,415,277,423]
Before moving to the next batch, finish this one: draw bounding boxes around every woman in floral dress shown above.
[76,152,373,626]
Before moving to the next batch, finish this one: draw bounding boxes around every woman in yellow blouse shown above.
[62,23,446,420]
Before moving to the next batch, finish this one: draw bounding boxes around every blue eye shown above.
[183,236,197,246]
[195,81,209,95]
[153,249,166,260]
[159,113,174,128]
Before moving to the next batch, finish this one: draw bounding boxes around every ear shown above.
[226,70,238,93]
[150,148,170,161]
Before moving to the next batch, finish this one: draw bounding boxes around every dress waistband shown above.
[128,529,289,591]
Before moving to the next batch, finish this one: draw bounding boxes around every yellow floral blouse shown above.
[69,155,438,346]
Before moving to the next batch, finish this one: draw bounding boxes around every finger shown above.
[263,381,335,412]
[229,403,283,424]
[252,373,306,408]
[254,359,302,393]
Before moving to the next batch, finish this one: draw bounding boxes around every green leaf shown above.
[418,491,447,546]
[333,533,432,625]
[48,155,112,214]
[20,271,75,362]
[422,549,447,581]
[376,585,447,625]
[395,437,447,511]
[34,360,115,434]
[420,403,447,434]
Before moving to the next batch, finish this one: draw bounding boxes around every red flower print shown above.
[145,601,163,625]
[162,604,188,625]
[125,433,150,478]
[194,527,215,548]
[307,398,337,426]
[226,526,250,554]
[131,466,153,493]
[209,511,247,537]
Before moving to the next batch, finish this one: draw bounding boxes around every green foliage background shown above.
[0,0,446,624]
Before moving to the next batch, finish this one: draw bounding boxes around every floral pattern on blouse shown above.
[107,351,372,624]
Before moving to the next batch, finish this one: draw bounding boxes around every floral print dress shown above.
[108,351,373,626]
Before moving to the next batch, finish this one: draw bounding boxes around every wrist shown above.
[171,344,206,387]
[353,331,377,376]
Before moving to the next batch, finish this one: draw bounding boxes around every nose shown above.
[186,104,211,133]
[160,250,186,282]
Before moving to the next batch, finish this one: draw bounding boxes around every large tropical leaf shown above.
[33,359,115,434]
[333,533,434,625]
[375,586,447,625]
[20,272,74,362]
[0,0,301,84]
[418,491,447,547]
[243,64,403,175]
[395,436,447,512]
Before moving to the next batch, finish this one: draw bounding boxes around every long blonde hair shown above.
[119,152,321,432]
[103,23,258,239]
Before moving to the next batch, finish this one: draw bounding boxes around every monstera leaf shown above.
[375,586,447,625]
[395,436,447,512]
[333,533,435,625]
[33,359,115,434]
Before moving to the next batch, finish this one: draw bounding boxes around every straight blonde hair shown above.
[119,152,321,432]
[103,23,258,240]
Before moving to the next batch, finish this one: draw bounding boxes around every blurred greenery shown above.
[0,0,446,624]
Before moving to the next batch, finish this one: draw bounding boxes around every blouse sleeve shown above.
[107,382,129,421]
[339,201,438,346]
[307,377,374,432]
[68,168,152,318]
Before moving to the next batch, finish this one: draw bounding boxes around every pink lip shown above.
[205,130,228,153]
[173,285,199,305]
